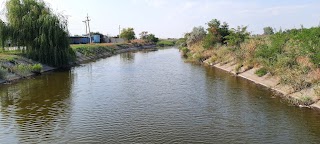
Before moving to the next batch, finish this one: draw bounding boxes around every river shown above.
[0,48,320,143]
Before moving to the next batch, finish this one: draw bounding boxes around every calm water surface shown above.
[1,48,320,143]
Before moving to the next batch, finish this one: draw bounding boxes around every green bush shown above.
[0,67,8,80]
[203,19,230,49]
[6,57,16,63]
[32,64,43,73]
[225,26,250,47]
[176,38,187,49]
[255,67,268,77]
[300,96,313,105]
[181,47,189,57]
[13,64,32,77]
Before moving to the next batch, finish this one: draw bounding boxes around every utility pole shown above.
[83,14,92,43]
[82,20,88,34]
[119,25,121,38]
[86,14,92,43]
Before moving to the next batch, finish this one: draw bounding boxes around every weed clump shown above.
[32,64,43,73]
[255,68,268,77]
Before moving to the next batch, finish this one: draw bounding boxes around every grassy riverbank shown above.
[181,19,320,108]
[71,42,157,64]
[156,39,176,47]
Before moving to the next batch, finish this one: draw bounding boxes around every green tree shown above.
[120,28,136,41]
[139,31,159,43]
[203,19,230,49]
[225,26,250,47]
[186,26,206,46]
[0,20,10,50]
[139,31,148,39]
[145,34,159,43]
[5,0,74,67]
[263,26,274,35]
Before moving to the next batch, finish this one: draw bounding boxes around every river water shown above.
[0,48,320,143]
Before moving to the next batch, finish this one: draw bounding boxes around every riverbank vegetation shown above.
[180,19,320,105]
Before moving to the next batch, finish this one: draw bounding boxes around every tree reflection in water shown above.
[0,71,74,143]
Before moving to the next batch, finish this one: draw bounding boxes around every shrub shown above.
[300,96,313,105]
[279,68,311,92]
[225,26,250,47]
[13,64,32,77]
[145,34,159,43]
[176,38,187,49]
[181,47,189,57]
[255,67,268,77]
[235,64,243,73]
[0,67,8,80]
[6,57,16,63]
[32,64,43,73]
[203,19,230,49]
[191,52,211,62]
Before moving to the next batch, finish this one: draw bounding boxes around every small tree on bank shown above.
[145,34,159,43]
[139,31,159,43]
[120,28,136,42]
[139,31,148,39]
[203,19,230,49]
[186,26,206,46]
[225,26,250,47]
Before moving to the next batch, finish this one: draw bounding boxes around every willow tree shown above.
[0,19,9,50]
[5,0,74,67]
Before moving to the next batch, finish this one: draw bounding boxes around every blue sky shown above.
[1,0,320,38]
